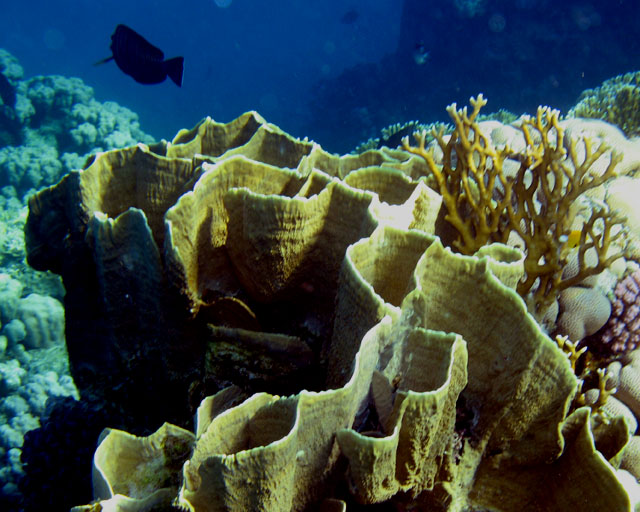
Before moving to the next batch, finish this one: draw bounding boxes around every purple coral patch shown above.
[584,270,640,358]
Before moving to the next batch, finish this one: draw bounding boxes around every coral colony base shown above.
[20,89,640,511]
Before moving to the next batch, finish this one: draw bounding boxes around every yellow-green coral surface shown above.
[25,110,637,512]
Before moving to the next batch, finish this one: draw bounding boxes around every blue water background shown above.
[0,0,639,152]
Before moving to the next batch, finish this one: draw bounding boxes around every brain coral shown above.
[24,109,639,510]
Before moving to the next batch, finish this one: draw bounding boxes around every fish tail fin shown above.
[165,56,184,87]
[93,56,114,66]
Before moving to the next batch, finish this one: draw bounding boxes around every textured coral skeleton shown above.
[403,94,629,314]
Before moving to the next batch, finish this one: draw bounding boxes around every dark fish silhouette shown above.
[341,9,359,25]
[95,24,183,86]
[0,72,16,109]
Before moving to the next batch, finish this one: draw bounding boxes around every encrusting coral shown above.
[402,94,629,315]
[23,104,640,510]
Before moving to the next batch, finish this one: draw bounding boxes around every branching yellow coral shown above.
[555,334,587,372]
[403,95,628,314]
[556,332,618,421]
